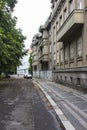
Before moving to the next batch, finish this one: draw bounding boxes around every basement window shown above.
[77,78,80,85]
[70,77,73,83]
[60,75,62,80]
[65,76,67,81]
[57,75,59,80]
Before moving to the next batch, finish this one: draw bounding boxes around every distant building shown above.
[31,22,53,81]
[17,49,31,76]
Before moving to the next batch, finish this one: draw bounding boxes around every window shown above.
[53,26,55,36]
[65,47,68,61]
[43,46,48,55]
[60,75,62,80]
[77,0,84,9]
[69,0,74,13]
[34,56,36,61]
[70,77,73,83]
[77,36,82,57]
[70,42,75,59]
[60,49,63,62]
[50,44,51,53]
[56,21,59,31]
[57,51,59,63]
[64,8,67,21]
[53,26,56,42]
[57,75,59,80]
[59,15,62,27]
[65,76,67,81]
[54,53,56,60]
[53,42,56,54]
[77,78,80,85]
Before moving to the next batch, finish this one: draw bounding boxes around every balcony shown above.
[57,10,84,42]
[39,54,49,62]
[32,58,38,66]
[39,47,49,62]
[32,61,38,66]
[38,39,49,62]
[39,25,45,33]
[32,51,37,56]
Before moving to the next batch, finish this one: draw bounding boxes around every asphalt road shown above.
[0,79,62,130]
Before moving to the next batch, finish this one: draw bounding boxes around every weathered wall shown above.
[53,67,87,87]
[33,71,52,81]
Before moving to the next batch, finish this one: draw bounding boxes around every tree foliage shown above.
[0,0,26,74]
[28,53,33,75]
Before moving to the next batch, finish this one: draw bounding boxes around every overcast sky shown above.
[13,0,51,49]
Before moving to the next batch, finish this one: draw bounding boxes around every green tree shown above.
[0,0,26,74]
[28,53,33,75]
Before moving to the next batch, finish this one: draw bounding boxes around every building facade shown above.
[31,0,87,87]
[31,17,52,80]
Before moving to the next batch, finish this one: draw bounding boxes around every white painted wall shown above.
[33,70,52,81]
[17,54,30,76]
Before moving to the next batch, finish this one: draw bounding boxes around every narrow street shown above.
[34,79,87,130]
[0,79,62,130]
[1,78,87,130]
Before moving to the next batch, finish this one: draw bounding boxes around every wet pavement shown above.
[34,78,87,130]
[0,79,62,130]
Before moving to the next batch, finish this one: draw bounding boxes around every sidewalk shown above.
[33,78,87,130]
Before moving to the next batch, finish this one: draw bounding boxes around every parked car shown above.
[5,73,10,78]
[24,74,32,79]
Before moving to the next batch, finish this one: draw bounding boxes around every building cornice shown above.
[51,0,65,24]
[39,15,51,32]
[51,0,54,3]
[31,33,42,47]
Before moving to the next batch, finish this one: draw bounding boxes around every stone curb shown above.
[33,80,76,130]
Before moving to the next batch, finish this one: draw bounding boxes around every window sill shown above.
[77,56,83,61]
